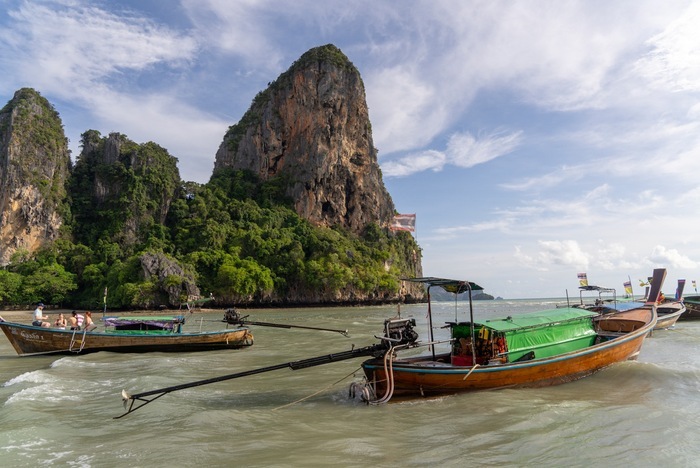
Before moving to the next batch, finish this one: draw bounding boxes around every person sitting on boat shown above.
[69,311,83,330]
[32,303,51,327]
[83,311,96,331]
[54,313,67,329]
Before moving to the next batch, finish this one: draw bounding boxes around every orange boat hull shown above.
[362,308,655,398]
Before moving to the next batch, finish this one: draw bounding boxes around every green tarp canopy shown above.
[491,308,597,361]
[481,308,597,332]
[454,308,598,362]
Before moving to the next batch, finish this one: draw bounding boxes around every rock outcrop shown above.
[140,252,200,307]
[70,131,181,251]
[213,44,396,234]
[0,88,71,265]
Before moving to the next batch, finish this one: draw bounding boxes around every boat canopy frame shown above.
[402,277,484,360]
[578,285,617,307]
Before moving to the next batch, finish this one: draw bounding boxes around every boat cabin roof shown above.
[579,285,615,293]
[403,277,484,294]
[104,316,186,327]
[451,307,597,332]
[596,301,645,312]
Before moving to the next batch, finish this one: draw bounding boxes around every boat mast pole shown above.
[428,285,435,361]
[468,282,477,360]
[103,287,108,319]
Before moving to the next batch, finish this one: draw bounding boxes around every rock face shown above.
[70,131,181,251]
[140,252,200,307]
[0,88,71,265]
[213,44,396,234]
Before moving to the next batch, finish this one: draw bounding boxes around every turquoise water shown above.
[1,300,699,467]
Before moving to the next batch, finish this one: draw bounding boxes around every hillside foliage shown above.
[2,132,420,309]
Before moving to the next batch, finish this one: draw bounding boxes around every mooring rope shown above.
[462,363,480,380]
[272,367,362,411]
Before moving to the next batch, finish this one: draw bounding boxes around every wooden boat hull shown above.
[0,321,254,356]
[655,301,686,329]
[679,296,700,320]
[362,308,655,398]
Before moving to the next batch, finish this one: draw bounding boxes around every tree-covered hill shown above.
[0,44,424,309]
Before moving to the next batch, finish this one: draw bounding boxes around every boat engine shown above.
[223,308,244,325]
[379,317,419,348]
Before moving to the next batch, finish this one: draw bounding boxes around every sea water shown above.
[1,300,699,467]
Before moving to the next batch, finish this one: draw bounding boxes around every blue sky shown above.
[1,0,699,299]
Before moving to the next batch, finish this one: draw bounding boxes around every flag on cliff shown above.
[623,280,633,296]
[390,214,416,232]
[577,273,588,287]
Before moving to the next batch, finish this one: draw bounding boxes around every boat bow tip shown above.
[121,389,132,408]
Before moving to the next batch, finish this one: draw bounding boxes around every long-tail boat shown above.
[0,315,253,356]
[679,295,700,320]
[114,270,664,418]
[572,277,684,330]
[358,270,664,402]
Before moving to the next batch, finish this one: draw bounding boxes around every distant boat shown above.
[589,299,685,330]
[571,278,684,330]
[655,300,687,328]
[680,295,700,320]
[0,315,253,356]
[357,272,663,402]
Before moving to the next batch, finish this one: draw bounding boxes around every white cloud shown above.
[181,0,284,69]
[535,240,590,270]
[648,245,697,269]
[446,130,522,168]
[383,129,521,178]
[366,66,446,155]
[634,1,700,92]
[381,150,445,178]
[2,1,197,98]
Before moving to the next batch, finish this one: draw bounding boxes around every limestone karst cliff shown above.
[213,44,397,235]
[0,88,71,265]
[0,44,425,308]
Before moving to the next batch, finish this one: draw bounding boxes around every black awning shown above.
[402,276,484,293]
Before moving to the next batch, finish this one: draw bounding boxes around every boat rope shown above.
[462,364,480,381]
[272,367,361,411]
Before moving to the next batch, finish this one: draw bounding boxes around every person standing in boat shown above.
[32,303,51,327]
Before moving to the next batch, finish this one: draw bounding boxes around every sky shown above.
[1,0,699,299]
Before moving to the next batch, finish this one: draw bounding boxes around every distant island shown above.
[429,289,496,301]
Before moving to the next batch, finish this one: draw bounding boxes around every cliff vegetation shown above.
[0,45,423,310]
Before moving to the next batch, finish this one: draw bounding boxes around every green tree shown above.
[20,263,77,305]
[0,270,23,304]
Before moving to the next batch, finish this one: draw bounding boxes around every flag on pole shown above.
[623,280,633,295]
[693,280,697,292]
[577,273,588,287]
[390,214,416,232]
